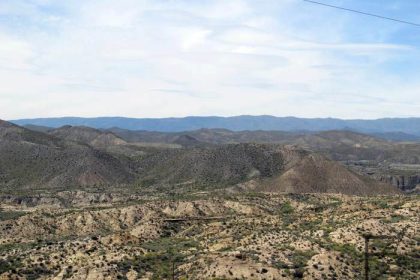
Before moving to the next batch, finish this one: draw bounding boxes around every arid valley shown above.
[1,119,419,279]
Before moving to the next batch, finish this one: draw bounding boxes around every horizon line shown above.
[8,115,420,122]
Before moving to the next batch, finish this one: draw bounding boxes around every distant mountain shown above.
[107,127,304,145]
[107,128,420,164]
[11,116,420,135]
[23,124,52,133]
[370,132,420,142]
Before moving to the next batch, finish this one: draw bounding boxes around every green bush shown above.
[280,201,294,215]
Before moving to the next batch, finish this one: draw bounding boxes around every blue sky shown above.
[0,0,419,119]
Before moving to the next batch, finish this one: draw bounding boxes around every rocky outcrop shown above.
[378,175,420,192]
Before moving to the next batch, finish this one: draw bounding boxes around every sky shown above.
[0,0,419,120]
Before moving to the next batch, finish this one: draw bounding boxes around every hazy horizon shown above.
[9,114,420,122]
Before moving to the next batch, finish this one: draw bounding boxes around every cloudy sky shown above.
[1,0,419,120]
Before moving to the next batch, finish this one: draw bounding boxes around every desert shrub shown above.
[290,250,316,269]
[371,199,389,209]
[313,199,342,212]
[299,218,323,232]
[280,201,294,215]
[115,237,199,279]
[368,256,389,279]
[273,260,289,269]
[395,253,420,274]
[0,259,23,274]
[0,209,26,221]
[330,243,361,259]
[387,214,406,224]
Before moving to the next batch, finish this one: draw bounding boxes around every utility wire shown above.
[303,0,420,27]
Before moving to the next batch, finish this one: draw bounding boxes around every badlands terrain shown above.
[0,192,418,279]
[0,119,419,279]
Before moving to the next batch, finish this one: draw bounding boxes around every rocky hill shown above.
[48,125,127,148]
[22,124,52,133]
[135,143,288,186]
[0,120,400,195]
[107,127,301,145]
[135,143,398,195]
[0,121,133,191]
[259,153,396,195]
[106,128,420,192]
[108,128,420,163]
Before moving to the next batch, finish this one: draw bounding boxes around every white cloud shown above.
[0,35,34,70]
[0,0,418,120]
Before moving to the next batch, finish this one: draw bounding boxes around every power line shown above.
[303,0,420,27]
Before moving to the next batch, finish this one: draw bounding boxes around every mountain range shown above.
[0,119,401,195]
[11,116,420,136]
[105,128,420,164]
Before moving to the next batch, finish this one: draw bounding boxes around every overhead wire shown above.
[303,0,420,27]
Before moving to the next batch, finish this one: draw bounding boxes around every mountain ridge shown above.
[0,120,399,195]
[11,115,420,135]
[0,120,134,190]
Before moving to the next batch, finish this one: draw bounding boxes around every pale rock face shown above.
[126,269,138,280]
[305,252,357,279]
